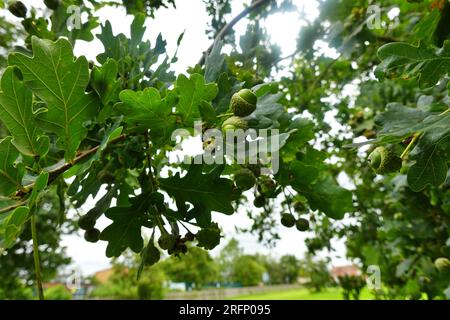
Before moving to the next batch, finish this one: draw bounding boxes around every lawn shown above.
[231,287,374,300]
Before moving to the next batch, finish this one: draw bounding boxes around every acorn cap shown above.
[231,89,257,117]
[234,168,256,191]
[434,257,450,272]
[222,116,248,131]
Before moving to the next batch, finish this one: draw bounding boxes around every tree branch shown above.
[198,0,273,66]
[0,134,127,214]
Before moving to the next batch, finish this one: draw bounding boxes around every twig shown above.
[0,134,126,214]
[401,133,421,159]
[198,0,273,66]
[31,213,44,300]
[0,200,27,214]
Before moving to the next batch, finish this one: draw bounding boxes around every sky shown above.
[4,0,351,275]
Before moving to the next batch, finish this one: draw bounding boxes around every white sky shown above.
[4,0,351,275]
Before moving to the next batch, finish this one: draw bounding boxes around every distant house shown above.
[94,268,115,284]
[330,265,361,280]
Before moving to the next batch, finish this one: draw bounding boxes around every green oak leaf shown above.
[175,73,218,125]
[0,207,29,249]
[0,67,49,157]
[196,222,221,250]
[160,164,238,215]
[302,175,353,220]
[205,40,225,82]
[289,161,320,189]
[0,137,25,196]
[96,20,126,64]
[91,58,121,107]
[407,131,449,191]
[100,194,148,257]
[412,9,440,42]
[8,36,99,160]
[246,93,285,129]
[64,121,123,178]
[117,87,175,139]
[376,41,450,88]
[375,104,449,141]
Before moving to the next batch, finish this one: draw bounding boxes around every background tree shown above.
[162,246,219,289]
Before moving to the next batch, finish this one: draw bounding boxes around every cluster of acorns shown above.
[280,212,310,232]
[157,232,195,256]
[8,0,59,18]
[78,213,102,243]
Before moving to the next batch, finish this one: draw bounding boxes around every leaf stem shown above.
[31,213,44,300]
[401,133,421,159]
[439,108,450,116]
[217,113,234,118]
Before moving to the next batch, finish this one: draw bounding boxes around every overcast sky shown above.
[5,0,351,275]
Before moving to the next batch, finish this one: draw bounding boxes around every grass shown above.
[231,287,374,300]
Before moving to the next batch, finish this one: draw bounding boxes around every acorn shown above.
[184,232,196,242]
[97,170,115,184]
[222,116,248,131]
[234,168,256,191]
[281,213,296,228]
[293,201,306,213]
[8,1,27,18]
[144,245,161,266]
[368,146,402,174]
[158,233,177,251]
[44,0,60,10]
[253,195,266,208]
[78,215,96,230]
[296,218,310,232]
[84,228,101,243]
[434,257,450,272]
[231,89,257,117]
[258,176,277,198]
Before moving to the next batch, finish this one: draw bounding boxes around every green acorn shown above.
[296,218,310,232]
[84,228,101,243]
[97,169,115,184]
[434,257,450,272]
[368,146,402,174]
[8,1,27,18]
[253,195,266,208]
[281,213,296,228]
[231,89,257,117]
[222,116,248,131]
[293,201,306,213]
[44,0,60,10]
[184,232,196,242]
[144,244,161,266]
[78,215,96,230]
[234,168,256,191]
[158,233,177,251]
[258,176,277,198]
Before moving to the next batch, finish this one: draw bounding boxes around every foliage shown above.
[91,262,166,300]
[0,0,449,301]
[161,246,219,289]
[231,255,266,287]
[300,256,333,292]
[337,275,366,300]
[0,186,72,299]
[0,1,352,301]
[44,285,72,300]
